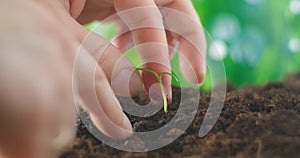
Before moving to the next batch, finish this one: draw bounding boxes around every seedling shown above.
[135,67,179,113]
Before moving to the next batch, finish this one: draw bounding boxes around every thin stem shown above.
[135,67,160,79]
[159,75,168,113]
[136,67,179,113]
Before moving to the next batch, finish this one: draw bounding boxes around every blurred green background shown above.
[86,0,300,91]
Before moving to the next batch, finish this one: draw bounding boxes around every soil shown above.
[61,74,300,158]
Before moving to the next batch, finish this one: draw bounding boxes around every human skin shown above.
[0,0,206,158]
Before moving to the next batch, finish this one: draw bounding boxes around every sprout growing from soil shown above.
[135,67,178,113]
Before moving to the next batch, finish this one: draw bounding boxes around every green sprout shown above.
[135,67,179,113]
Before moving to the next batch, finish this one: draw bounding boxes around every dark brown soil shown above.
[61,74,300,158]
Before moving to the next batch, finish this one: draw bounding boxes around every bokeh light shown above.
[211,14,240,42]
[86,0,300,90]
[230,28,265,66]
[244,0,264,5]
[208,40,228,61]
[289,38,300,53]
[290,0,300,14]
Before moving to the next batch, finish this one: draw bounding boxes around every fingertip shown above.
[129,70,145,96]
[111,68,144,96]
[195,59,206,85]
[148,83,164,106]
[167,86,172,104]
[179,54,206,85]
[119,113,133,139]
[162,75,172,104]
[198,64,206,85]
[90,112,133,140]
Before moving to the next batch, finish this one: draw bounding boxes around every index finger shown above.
[114,0,172,102]
[161,0,207,84]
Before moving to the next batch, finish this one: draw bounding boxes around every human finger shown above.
[161,0,207,84]
[65,11,144,96]
[114,0,172,102]
[74,47,133,140]
[0,33,76,158]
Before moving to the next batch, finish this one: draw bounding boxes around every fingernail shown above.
[195,60,206,86]
[115,114,133,140]
[170,39,180,59]
[166,84,172,103]
[149,83,163,106]
[90,113,133,140]
[135,88,151,103]
[199,63,206,85]
[167,94,172,105]
[112,69,144,96]
[130,71,145,95]
[121,113,133,132]
[180,56,206,85]
[114,96,123,110]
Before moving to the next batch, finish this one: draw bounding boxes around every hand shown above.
[0,1,77,158]
[78,0,207,100]
[60,0,206,142]
[0,0,207,157]
[0,1,133,158]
